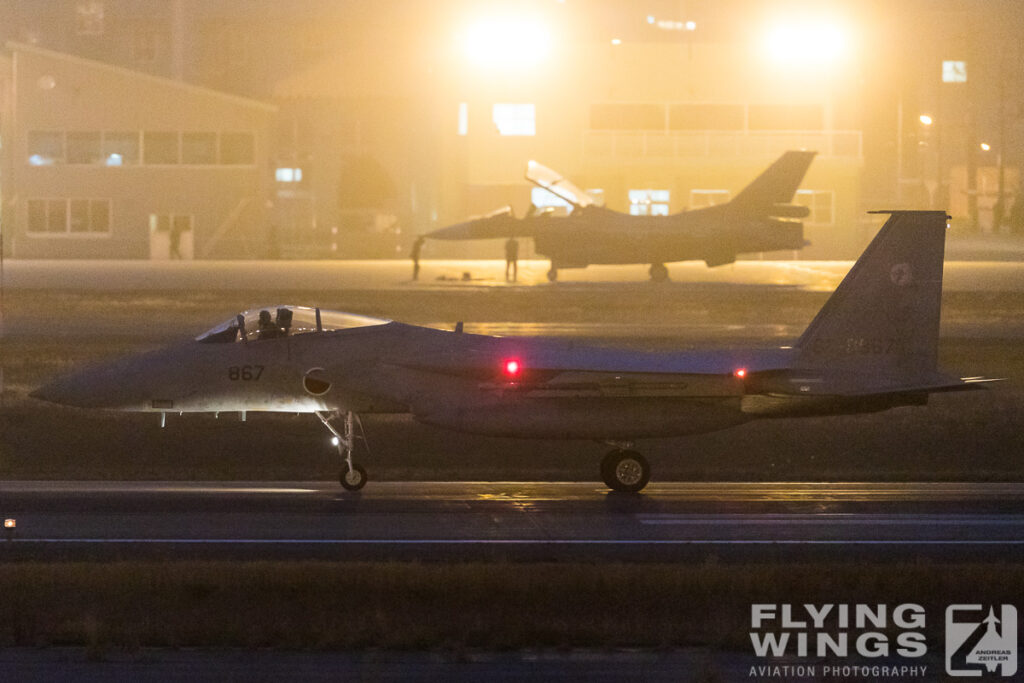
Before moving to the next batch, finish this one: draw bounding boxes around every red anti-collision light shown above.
[503,359,522,378]
[734,368,747,379]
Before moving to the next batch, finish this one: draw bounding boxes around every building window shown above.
[689,189,731,208]
[748,104,823,130]
[629,189,670,216]
[75,2,104,36]
[942,60,967,83]
[669,104,745,131]
[30,130,258,167]
[492,104,535,136]
[103,132,140,165]
[27,200,65,233]
[458,102,468,136]
[220,132,254,165]
[66,132,102,164]
[27,131,64,165]
[182,132,217,164]
[795,190,834,224]
[275,167,303,183]
[28,199,111,235]
[591,103,665,130]
[144,132,179,164]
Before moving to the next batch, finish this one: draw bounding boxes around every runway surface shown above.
[5,258,1024,292]
[2,481,1022,562]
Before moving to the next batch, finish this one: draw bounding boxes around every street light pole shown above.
[996,51,1007,231]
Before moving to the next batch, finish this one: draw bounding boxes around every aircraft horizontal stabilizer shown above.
[827,376,994,397]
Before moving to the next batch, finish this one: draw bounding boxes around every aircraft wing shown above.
[382,342,794,398]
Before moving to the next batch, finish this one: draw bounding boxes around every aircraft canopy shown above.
[196,306,389,343]
[526,160,594,209]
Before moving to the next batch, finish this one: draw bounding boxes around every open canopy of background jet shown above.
[526,160,595,209]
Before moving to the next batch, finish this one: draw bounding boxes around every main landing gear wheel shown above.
[601,450,651,493]
[648,263,669,282]
[317,410,370,492]
[340,463,368,491]
[547,267,559,282]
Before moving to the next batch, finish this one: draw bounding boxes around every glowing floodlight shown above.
[461,16,552,70]
[980,142,991,152]
[919,115,933,126]
[3,519,14,529]
[762,19,849,66]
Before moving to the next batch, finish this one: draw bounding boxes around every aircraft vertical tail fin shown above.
[795,211,948,375]
[729,150,817,212]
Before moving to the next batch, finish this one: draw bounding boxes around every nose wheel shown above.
[317,410,369,492]
[648,263,669,282]
[600,449,650,493]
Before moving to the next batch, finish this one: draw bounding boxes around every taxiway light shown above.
[734,368,747,379]
[4,519,14,529]
[504,359,522,378]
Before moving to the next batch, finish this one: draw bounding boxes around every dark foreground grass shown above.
[0,561,1020,651]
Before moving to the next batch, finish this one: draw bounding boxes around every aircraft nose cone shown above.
[30,356,151,409]
[426,220,475,240]
[31,372,99,408]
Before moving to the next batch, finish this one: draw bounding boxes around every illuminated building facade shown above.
[0,41,275,258]
[1,0,1020,259]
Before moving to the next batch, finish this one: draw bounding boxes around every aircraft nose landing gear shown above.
[648,263,669,282]
[600,447,651,493]
[317,410,368,491]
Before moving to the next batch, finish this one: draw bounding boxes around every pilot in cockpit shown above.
[275,307,293,336]
[258,309,281,340]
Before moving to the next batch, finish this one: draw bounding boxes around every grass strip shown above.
[0,561,1020,651]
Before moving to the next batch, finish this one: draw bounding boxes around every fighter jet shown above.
[427,151,816,282]
[33,211,990,493]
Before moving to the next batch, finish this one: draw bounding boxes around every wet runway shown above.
[2,481,1022,562]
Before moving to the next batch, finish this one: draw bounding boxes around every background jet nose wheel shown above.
[648,263,669,282]
[601,450,650,493]
[340,463,368,491]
